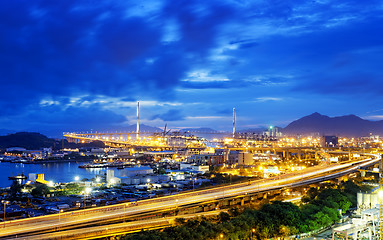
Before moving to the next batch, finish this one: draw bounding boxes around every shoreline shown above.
[1,158,93,164]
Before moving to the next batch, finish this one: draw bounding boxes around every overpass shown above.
[0,153,380,239]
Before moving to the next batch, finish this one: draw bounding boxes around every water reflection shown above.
[0,161,104,187]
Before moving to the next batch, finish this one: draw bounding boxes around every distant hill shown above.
[283,112,383,137]
[181,127,219,133]
[120,124,162,132]
[0,132,58,150]
[238,127,266,133]
[0,129,16,136]
[0,132,106,150]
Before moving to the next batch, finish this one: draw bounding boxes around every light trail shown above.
[0,153,380,239]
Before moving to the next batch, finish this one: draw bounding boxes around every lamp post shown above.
[379,189,383,239]
[84,187,92,208]
[123,203,129,222]
[1,200,9,228]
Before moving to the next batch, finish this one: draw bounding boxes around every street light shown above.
[48,181,54,187]
[74,176,80,181]
[84,187,92,208]
[1,200,9,228]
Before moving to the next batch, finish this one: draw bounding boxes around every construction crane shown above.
[162,124,171,137]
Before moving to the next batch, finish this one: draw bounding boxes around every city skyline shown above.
[1,0,383,137]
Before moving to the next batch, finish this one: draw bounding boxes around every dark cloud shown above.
[162,0,237,55]
[29,105,126,126]
[215,108,232,115]
[0,0,238,113]
[0,104,127,137]
[285,16,383,95]
[1,0,383,133]
[151,109,185,121]
[294,73,381,95]
[180,81,235,89]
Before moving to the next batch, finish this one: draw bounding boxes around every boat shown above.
[8,173,27,181]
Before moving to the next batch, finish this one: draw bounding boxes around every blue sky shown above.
[1,0,383,137]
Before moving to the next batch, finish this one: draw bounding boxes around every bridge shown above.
[63,132,362,163]
[63,132,206,151]
[0,153,380,239]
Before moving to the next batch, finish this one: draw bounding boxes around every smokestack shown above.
[136,101,140,140]
[233,108,236,138]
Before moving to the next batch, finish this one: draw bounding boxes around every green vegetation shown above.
[119,180,367,240]
[62,183,84,195]
[31,184,51,197]
[42,182,84,196]
[203,172,255,186]
[9,181,23,199]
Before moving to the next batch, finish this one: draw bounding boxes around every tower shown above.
[233,108,236,138]
[136,101,140,140]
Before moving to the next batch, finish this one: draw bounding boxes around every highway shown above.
[8,210,227,240]
[0,153,380,239]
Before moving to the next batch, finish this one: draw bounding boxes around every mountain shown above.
[0,132,106,150]
[283,112,383,137]
[0,132,58,149]
[181,127,219,133]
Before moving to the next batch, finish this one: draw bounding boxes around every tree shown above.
[302,187,319,202]
[9,181,22,200]
[317,188,351,213]
[260,201,303,230]
[31,184,50,197]
[64,183,82,194]
[218,212,231,223]
[175,218,186,225]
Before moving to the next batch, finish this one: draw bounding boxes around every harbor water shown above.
[0,161,106,188]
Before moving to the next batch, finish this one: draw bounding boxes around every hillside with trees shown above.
[121,181,369,240]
